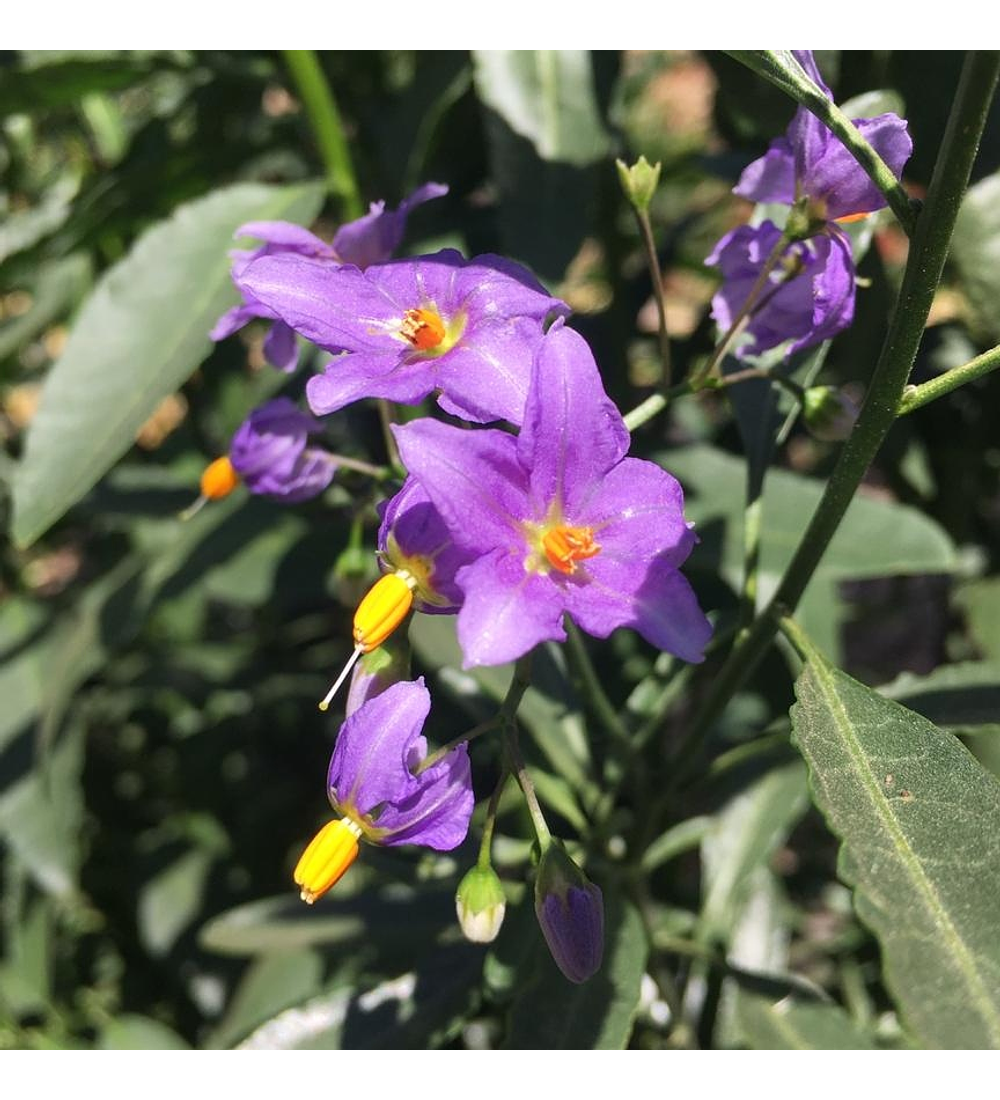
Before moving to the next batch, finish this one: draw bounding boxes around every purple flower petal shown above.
[376,744,473,849]
[332,182,448,269]
[263,319,299,373]
[327,679,431,815]
[306,349,437,415]
[229,397,334,502]
[810,114,912,219]
[393,420,529,553]
[565,554,711,662]
[240,255,400,353]
[455,550,567,667]
[733,137,796,206]
[235,220,335,257]
[210,302,270,342]
[517,323,629,516]
[788,229,855,354]
[537,884,604,984]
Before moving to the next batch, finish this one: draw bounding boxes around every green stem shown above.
[898,343,1000,414]
[283,50,364,218]
[327,453,392,480]
[739,495,762,632]
[505,721,552,849]
[726,51,917,235]
[564,619,630,745]
[635,206,672,387]
[416,717,500,775]
[673,51,1000,780]
[477,770,509,868]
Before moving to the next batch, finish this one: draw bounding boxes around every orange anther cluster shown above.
[353,571,415,652]
[400,307,447,351]
[542,525,600,575]
[200,456,240,500]
[293,817,363,904]
[834,211,870,225]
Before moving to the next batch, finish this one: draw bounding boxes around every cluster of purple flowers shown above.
[707,50,912,359]
[200,53,914,980]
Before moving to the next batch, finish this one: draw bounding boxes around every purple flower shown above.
[210,183,447,372]
[393,321,712,668]
[534,842,604,983]
[294,678,474,903]
[735,50,912,223]
[229,397,335,503]
[707,219,855,358]
[378,477,475,614]
[239,248,568,426]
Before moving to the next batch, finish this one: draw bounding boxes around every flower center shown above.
[542,525,601,575]
[400,307,446,352]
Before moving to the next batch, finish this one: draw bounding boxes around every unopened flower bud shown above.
[456,864,506,944]
[534,842,604,983]
[803,385,860,442]
[616,155,661,214]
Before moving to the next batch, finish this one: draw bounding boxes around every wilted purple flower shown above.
[240,248,568,426]
[534,842,604,983]
[293,678,474,902]
[735,50,912,223]
[378,477,475,614]
[707,219,855,358]
[393,321,712,668]
[211,183,447,372]
[229,397,335,503]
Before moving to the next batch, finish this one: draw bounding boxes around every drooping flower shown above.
[182,397,336,519]
[239,248,568,426]
[228,397,336,502]
[734,50,912,225]
[293,678,474,903]
[707,219,855,358]
[210,183,448,372]
[317,477,475,711]
[393,321,712,668]
[534,842,604,983]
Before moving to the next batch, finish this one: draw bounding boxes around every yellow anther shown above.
[293,817,363,904]
[542,525,600,575]
[400,307,446,352]
[353,571,416,652]
[834,211,871,225]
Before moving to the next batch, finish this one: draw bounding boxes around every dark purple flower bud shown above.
[534,842,604,983]
[229,397,335,503]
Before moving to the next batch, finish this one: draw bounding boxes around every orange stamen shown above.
[200,456,240,500]
[400,307,446,351]
[542,525,600,575]
[293,817,363,904]
[834,212,870,225]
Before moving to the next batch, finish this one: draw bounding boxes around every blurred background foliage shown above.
[1,50,1000,1050]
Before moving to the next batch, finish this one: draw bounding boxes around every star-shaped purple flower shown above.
[210,183,447,372]
[328,678,473,850]
[229,397,335,503]
[735,50,912,223]
[393,322,712,668]
[707,219,855,358]
[239,248,568,426]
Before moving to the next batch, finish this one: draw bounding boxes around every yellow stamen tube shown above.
[293,817,363,904]
[318,571,417,711]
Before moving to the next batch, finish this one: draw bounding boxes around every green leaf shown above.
[503,895,647,1049]
[98,1014,190,1050]
[668,444,958,658]
[700,761,808,943]
[641,815,713,873]
[880,662,1000,733]
[0,254,91,366]
[0,179,79,265]
[955,576,1000,663]
[952,172,1000,343]
[0,57,159,113]
[737,988,877,1050]
[10,180,325,548]
[472,51,610,166]
[789,625,1000,1048]
[138,849,215,957]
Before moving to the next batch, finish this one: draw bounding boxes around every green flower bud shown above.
[534,841,604,983]
[803,385,860,442]
[456,864,506,944]
[616,155,661,214]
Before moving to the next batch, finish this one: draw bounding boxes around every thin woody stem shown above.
[477,770,510,868]
[635,206,673,387]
